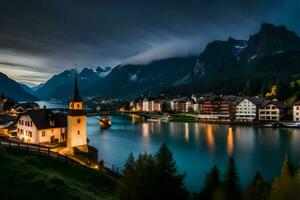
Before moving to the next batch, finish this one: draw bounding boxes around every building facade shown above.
[293,101,300,121]
[259,101,286,121]
[235,98,262,121]
[67,73,88,152]
[16,110,67,144]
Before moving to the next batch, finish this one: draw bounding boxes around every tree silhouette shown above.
[117,143,188,200]
[198,165,224,200]
[243,171,268,200]
[269,156,296,200]
[223,156,241,200]
[155,143,189,200]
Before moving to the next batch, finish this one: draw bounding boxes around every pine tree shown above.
[199,165,224,200]
[135,153,157,200]
[117,144,189,200]
[223,156,241,200]
[243,171,268,200]
[155,143,189,200]
[269,156,295,200]
[117,153,138,200]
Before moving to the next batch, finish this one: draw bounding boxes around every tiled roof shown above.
[245,97,265,106]
[293,100,300,106]
[18,109,67,130]
[260,100,287,109]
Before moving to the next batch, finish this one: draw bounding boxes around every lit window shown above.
[77,119,81,124]
[42,131,46,137]
[77,130,80,135]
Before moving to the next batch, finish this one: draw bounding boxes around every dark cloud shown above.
[0,0,299,85]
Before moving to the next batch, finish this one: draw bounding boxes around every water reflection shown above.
[87,115,300,192]
[185,123,190,143]
[227,127,234,156]
[142,123,149,138]
[206,124,215,152]
[194,123,201,142]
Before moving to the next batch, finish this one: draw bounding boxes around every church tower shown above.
[67,71,88,152]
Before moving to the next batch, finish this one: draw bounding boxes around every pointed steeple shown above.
[72,69,83,102]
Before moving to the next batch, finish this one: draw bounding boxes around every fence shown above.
[0,140,88,168]
[0,139,121,177]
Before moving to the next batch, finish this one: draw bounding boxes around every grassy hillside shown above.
[0,147,116,200]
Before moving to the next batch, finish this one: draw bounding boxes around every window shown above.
[50,120,55,126]
[28,131,32,137]
[42,131,46,137]
[77,104,80,109]
[77,119,81,124]
[77,130,80,135]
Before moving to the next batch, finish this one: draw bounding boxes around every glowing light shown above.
[206,124,215,152]
[194,123,200,142]
[227,127,234,156]
[184,123,189,142]
[142,123,149,138]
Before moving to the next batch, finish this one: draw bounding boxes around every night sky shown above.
[0,0,299,86]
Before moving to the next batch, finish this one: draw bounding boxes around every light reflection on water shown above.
[87,114,300,191]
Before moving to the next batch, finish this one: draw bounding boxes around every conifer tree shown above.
[269,156,295,200]
[199,165,224,200]
[155,143,189,200]
[117,153,138,200]
[243,171,268,200]
[135,153,157,200]
[223,156,241,200]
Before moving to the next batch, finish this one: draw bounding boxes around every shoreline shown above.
[128,112,299,128]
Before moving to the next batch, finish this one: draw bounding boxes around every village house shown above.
[235,97,264,121]
[171,97,193,112]
[198,95,241,121]
[148,98,162,112]
[293,101,300,122]
[259,100,287,121]
[193,99,203,113]
[134,101,143,112]
[16,109,67,144]
[0,114,16,136]
[142,97,149,112]
[130,98,143,112]
[201,96,220,115]
[10,102,40,116]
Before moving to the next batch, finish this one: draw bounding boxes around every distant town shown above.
[123,92,299,126]
[2,90,300,144]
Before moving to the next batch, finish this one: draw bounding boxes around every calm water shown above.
[36,101,300,191]
[87,114,300,191]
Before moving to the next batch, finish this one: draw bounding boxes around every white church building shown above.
[16,73,88,152]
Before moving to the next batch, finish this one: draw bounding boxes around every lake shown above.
[36,101,300,191]
[87,114,300,191]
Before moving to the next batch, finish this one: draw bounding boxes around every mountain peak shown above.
[258,23,297,38]
[239,23,300,62]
